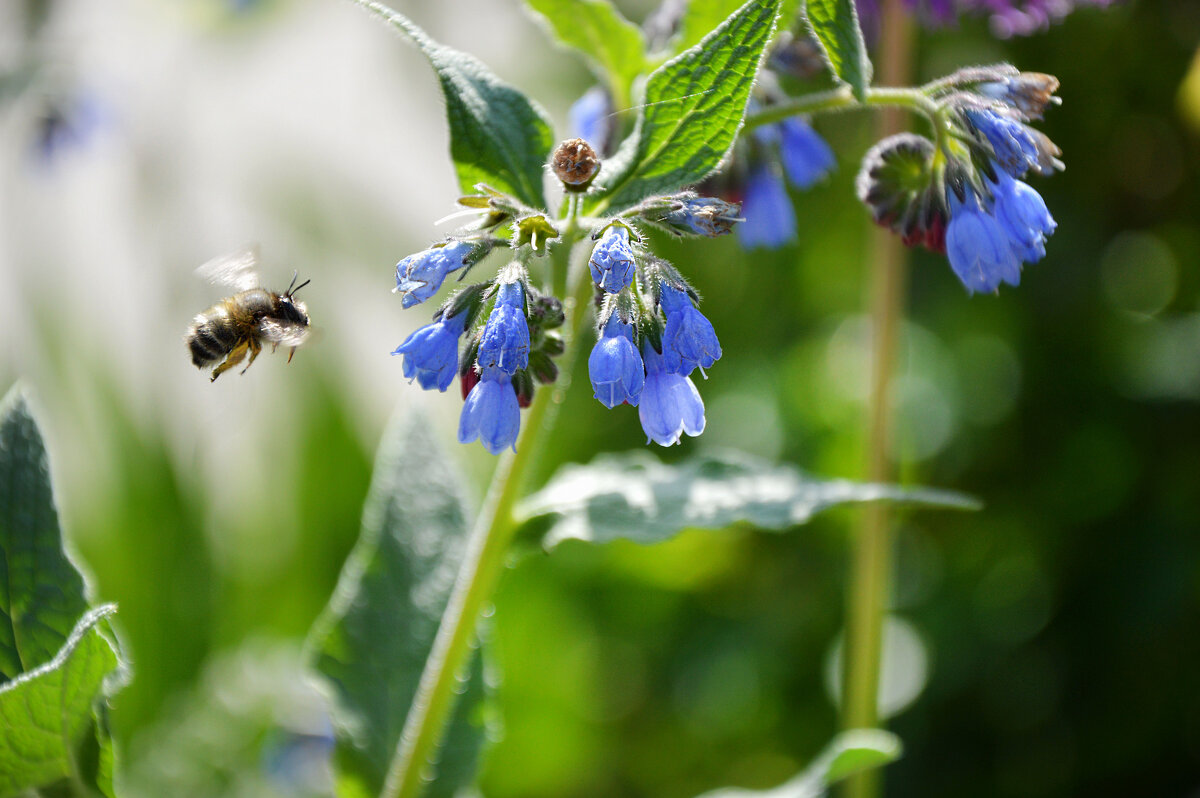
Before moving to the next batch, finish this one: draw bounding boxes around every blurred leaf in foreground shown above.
[0,384,125,797]
[307,411,485,798]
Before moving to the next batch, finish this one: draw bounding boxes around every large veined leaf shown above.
[804,0,872,101]
[589,0,782,214]
[0,385,125,798]
[0,386,89,682]
[695,729,902,797]
[518,451,979,548]
[351,0,554,210]
[0,606,120,796]
[524,0,646,107]
[308,412,484,798]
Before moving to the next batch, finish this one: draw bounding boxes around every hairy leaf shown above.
[0,386,89,683]
[805,0,872,101]
[351,0,554,210]
[308,412,484,798]
[590,0,781,214]
[524,0,646,107]
[518,451,979,548]
[694,729,902,797]
[0,605,120,796]
[676,0,801,54]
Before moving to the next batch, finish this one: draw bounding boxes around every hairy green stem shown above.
[742,85,938,132]
[382,236,593,798]
[841,3,915,798]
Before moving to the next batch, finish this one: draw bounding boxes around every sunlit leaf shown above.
[590,0,782,214]
[805,0,872,100]
[524,0,646,107]
[0,605,120,796]
[518,451,980,548]
[350,0,554,210]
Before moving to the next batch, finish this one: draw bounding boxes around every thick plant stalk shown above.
[382,243,594,798]
[842,3,916,798]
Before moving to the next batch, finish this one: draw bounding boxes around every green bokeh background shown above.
[2,0,1199,796]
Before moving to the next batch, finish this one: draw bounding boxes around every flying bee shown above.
[185,247,312,382]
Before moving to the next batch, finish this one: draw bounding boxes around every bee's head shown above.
[281,273,311,325]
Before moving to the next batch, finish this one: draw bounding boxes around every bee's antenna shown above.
[287,275,311,298]
[286,270,299,295]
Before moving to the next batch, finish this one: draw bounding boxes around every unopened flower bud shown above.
[979,72,1061,120]
[513,369,535,409]
[856,133,948,252]
[541,332,565,357]
[649,194,742,238]
[551,138,600,189]
[528,350,559,385]
[530,294,565,329]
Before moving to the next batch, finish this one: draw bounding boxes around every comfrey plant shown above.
[311,3,1065,798]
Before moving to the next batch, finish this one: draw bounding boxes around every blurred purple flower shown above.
[33,92,106,165]
[736,165,796,250]
[856,0,1114,38]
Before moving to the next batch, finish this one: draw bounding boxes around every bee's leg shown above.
[210,342,249,382]
[287,346,297,364]
[240,338,263,375]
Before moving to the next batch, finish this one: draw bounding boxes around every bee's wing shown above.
[259,318,311,348]
[196,246,261,292]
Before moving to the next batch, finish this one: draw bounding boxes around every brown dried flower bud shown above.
[551,138,600,190]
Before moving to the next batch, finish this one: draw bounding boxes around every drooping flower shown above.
[391,310,468,392]
[588,314,644,408]
[477,280,529,375]
[394,241,473,308]
[589,226,637,293]
[945,192,1023,294]
[458,367,520,454]
[965,108,1041,178]
[778,117,836,189]
[659,283,721,375]
[638,342,706,446]
[737,165,796,250]
[990,171,1057,263]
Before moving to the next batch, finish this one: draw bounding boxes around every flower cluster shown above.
[393,260,565,455]
[857,66,1062,294]
[585,225,722,446]
[391,139,737,454]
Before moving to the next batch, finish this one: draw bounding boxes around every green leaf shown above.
[0,385,90,683]
[590,0,782,214]
[308,411,484,798]
[518,451,980,548]
[351,0,554,210]
[524,0,646,107]
[0,605,120,797]
[804,0,872,101]
[694,729,902,797]
[675,0,803,55]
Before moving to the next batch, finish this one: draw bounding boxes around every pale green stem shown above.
[382,236,594,798]
[841,3,916,798]
[742,85,939,132]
